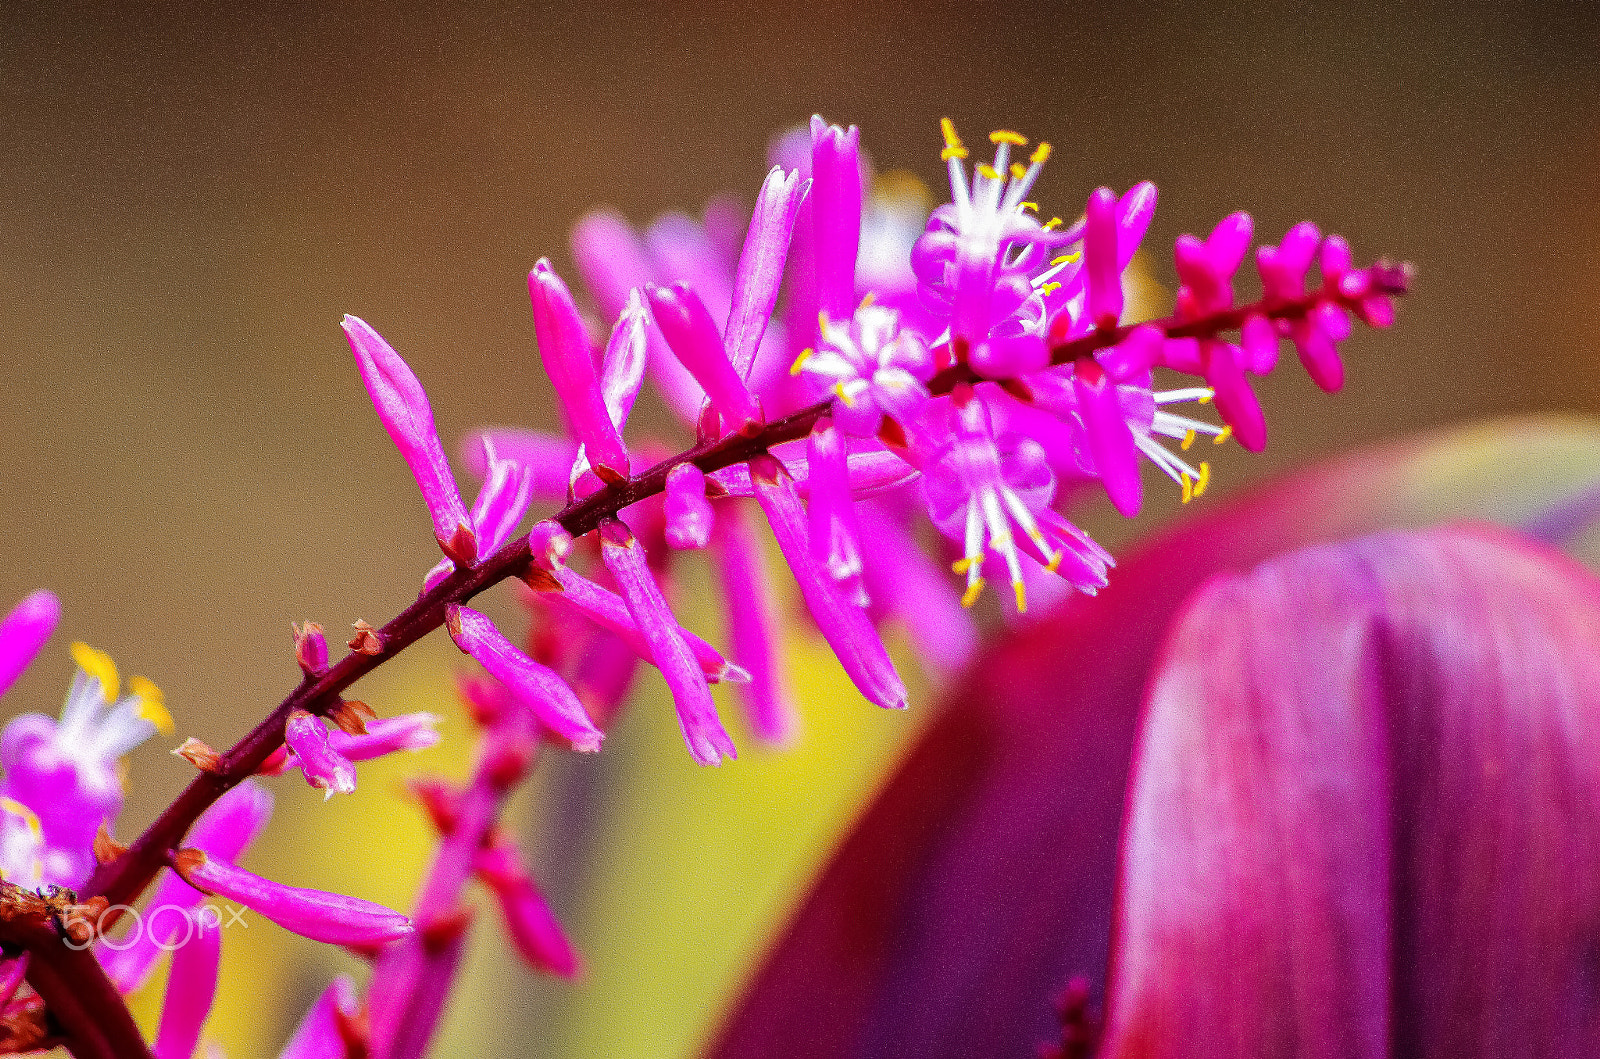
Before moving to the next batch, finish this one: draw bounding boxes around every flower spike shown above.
[343,315,477,566]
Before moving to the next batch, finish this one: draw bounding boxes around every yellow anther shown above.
[989,129,1028,146]
[1214,425,1233,445]
[1197,392,1213,405]
[961,578,987,608]
[951,556,977,575]
[1013,580,1028,613]
[1040,282,1061,296]
[1181,429,1197,451]
[832,382,856,409]
[789,348,814,376]
[1043,217,1063,231]
[859,291,877,309]
[129,675,174,736]
[1030,142,1053,165]
[1045,551,1064,574]
[70,642,119,703]
[1194,462,1212,498]
[976,163,1000,181]
[940,118,968,160]
[1021,202,1038,212]
[0,797,41,838]
[1180,473,1195,505]
[1009,162,1027,180]
[1050,251,1082,266]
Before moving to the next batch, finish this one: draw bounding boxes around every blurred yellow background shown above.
[1,1,1598,1055]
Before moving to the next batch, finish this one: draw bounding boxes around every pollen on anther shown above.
[977,164,1000,181]
[1043,217,1063,231]
[1195,462,1212,497]
[832,382,856,408]
[1013,581,1028,613]
[989,129,1028,146]
[1181,429,1197,451]
[1030,142,1052,164]
[1214,425,1233,445]
[1010,163,1027,180]
[1180,474,1195,505]
[790,348,813,376]
[961,578,987,608]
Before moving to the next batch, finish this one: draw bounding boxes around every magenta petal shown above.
[1239,311,1280,374]
[665,462,715,550]
[175,850,413,947]
[278,975,360,1059]
[600,289,651,431]
[750,455,907,711]
[285,710,357,798]
[467,448,535,557]
[1103,527,1600,1059]
[1084,186,1123,329]
[810,117,862,321]
[528,259,631,482]
[711,504,798,744]
[542,566,744,686]
[570,210,651,320]
[152,909,221,1059]
[445,605,603,752]
[647,282,762,432]
[806,421,867,605]
[343,315,476,564]
[1203,339,1268,452]
[460,429,578,501]
[1074,368,1144,516]
[600,518,736,766]
[726,166,807,379]
[326,712,440,761]
[0,590,58,700]
[474,837,579,978]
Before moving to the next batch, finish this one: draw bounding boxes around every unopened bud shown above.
[292,622,329,676]
[173,738,223,773]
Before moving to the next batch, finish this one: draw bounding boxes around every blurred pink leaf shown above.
[707,417,1600,1059]
[1105,527,1600,1057]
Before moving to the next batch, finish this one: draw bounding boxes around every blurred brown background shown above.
[1,0,1598,1055]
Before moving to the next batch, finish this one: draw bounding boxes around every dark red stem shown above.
[9,922,153,1059]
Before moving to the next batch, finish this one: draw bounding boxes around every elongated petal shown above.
[665,463,715,550]
[173,850,412,947]
[600,289,651,430]
[710,444,918,500]
[750,455,906,710]
[711,504,799,744]
[807,421,866,604]
[1075,366,1143,516]
[326,713,440,760]
[726,166,807,378]
[541,566,743,685]
[810,117,862,321]
[153,909,221,1059]
[1203,338,1267,452]
[98,781,274,993]
[342,316,475,564]
[278,976,360,1059]
[474,837,578,978]
[0,590,58,701]
[459,429,577,501]
[709,417,1600,1059]
[1103,527,1600,1059]
[468,448,536,556]
[445,605,602,752]
[285,710,357,798]
[648,283,762,432]
[1084,186,1123,329]
[600,519,736,766]
[528,259,631,481]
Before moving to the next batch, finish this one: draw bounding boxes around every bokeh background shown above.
[1,1,1597,1055]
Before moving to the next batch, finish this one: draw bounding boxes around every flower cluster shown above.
[0,113,1409,1059]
